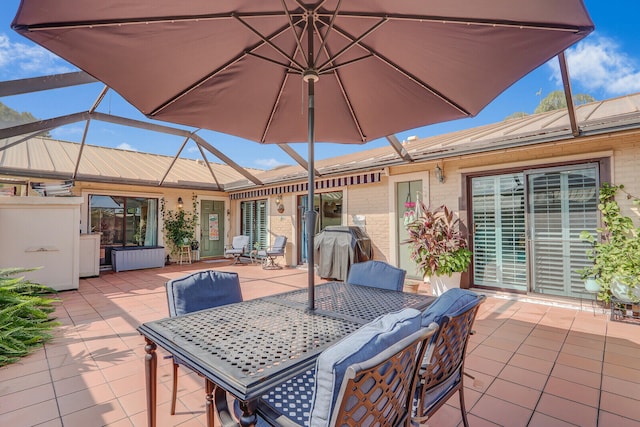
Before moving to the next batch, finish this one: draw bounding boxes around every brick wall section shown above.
[346,179,390,261]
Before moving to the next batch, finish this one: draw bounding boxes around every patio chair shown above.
[165,270,243,416]
[258,235,287,269]
[346,260,407,291]
[225,235,250,264]
[414,288,486,427]
[225,308,438,427]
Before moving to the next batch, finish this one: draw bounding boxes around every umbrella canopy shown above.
[12,0,593,309]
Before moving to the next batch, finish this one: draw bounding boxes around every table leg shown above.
[205,379,216,427]
[237,400,257,427]
[144,338,157,427]
[214,387,257,427]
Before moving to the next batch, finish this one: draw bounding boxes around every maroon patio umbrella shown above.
[12,0,593,309]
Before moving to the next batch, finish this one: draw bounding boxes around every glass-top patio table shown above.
[138,281,434,427]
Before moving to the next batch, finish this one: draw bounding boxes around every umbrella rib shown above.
[12,11,289,32]
[246,52,302,74]
[261,73,290,143]
[314,0,343,64]
[331,23,472,117]
[319,55,373,74]
[233,14,306,72]
[280,0,306,66]
[313,21,367,142]
[316,17,387,73]
[150,22,296,116]
[318,12,592,34]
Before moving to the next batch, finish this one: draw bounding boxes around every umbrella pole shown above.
[306,77,317,311]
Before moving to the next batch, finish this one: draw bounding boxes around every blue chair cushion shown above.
[166,270,242,317]
[419,369,462,413]
[347,260,407,291]
[308,308,422,427]
[420,288,480,328]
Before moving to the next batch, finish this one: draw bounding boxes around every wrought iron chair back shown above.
[242,311,439,427]
[330,323,438,427]
[165,270,243,416]
[415,292,485,427]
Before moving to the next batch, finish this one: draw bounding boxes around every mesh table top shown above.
[138,282,433,400]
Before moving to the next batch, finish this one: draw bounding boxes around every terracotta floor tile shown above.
[509,353,554,375]
[470,394,533,427]
[483,335,522,353]
[516,343,559,362]
[60,399,128,427]
[602,362,640,384]
[0,399,60,427]
[498,365,549,391]
[485,378,541,409]
[560,342,604,361]
[528,412,580,427]
[600,391,640,421]
[597,411,640,427]
[33,418,64,427]
[0,356,50,381]
[1,264,639,426]
[466,354,506,377]
[543,376,599,407]
[53,369,107,397]
[536,393,598,427]
[550,364,601,389]
[0,383,56,415]
[57,382,117,416]
[470,343,514,364]
[556,352,603,374]
[0,370,53,397]
[465,413,502,427]
[601,374,640,397]
[117,388,148,417]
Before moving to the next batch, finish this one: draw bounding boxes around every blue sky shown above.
[1,1,639,169]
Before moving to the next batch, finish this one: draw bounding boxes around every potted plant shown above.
[578,183,640,309]
[404,201,472,296]
[160,194,199,259]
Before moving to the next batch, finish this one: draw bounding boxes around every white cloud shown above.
[0,33,73,77]
[254,158,285,169]
[549,35,640,96]
[117,143,138,151]
[50,126,84,138]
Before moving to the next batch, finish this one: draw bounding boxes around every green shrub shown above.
[0,267,60,366]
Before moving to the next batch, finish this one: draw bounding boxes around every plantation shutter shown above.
[471,174,527,291]
[528,165,599,297]
[240,199,268,251]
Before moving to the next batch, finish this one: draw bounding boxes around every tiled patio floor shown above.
[1,260,639,427]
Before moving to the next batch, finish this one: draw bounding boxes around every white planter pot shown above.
[424,272,462,296]
[611,277,640,303]
[584,278,600,293]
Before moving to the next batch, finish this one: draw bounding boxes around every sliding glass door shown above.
[470,164,599,298]
[528,166,599,297]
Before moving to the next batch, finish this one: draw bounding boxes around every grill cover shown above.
[314,226,373,281]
